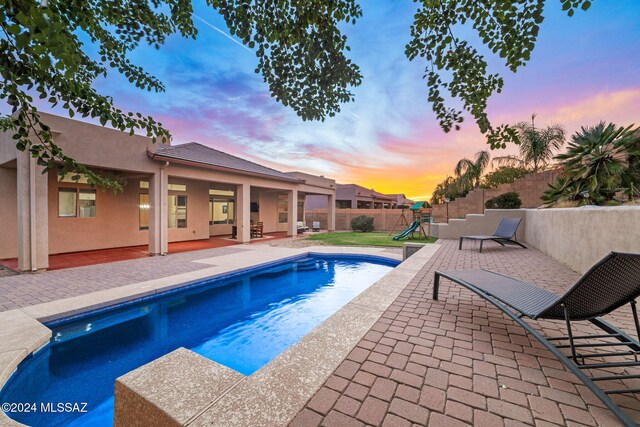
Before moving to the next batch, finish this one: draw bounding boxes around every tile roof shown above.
[150,142,301,182]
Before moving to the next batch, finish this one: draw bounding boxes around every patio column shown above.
[287,189,298,237]
[149,170,168,255]
[16,152,48,271]
[327,193,336,232]
[236,183,251,243]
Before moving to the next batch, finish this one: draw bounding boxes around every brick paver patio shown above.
[3,238,639,425]
[0,246,246,311]
[291,240,640,427]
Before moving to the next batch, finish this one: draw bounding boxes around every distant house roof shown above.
[338,183,395,201]
[149,142,301,182]
[386,193,415,206]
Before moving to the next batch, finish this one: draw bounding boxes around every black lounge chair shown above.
[459,217,526,253]
[434,252,640,426]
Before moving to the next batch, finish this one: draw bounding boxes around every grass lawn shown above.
[305,232,437,247]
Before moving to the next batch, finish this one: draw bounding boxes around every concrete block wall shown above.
[431,169,562,222]
[432,206,640,274]
[305,208,417,232]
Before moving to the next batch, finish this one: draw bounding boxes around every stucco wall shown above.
[167,178,210,243]
[0,131,17,166]
[524,206,640,274]
[48,176,211,254]
[434,209,526,242]
[0,167,18,259]
[40,112,158,173]
[259,192,279,233]
[48,174,149,254]
[432,206,640,274]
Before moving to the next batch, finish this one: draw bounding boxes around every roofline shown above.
[147,151,303,183]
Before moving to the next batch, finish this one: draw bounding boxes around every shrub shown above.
[485,192,522,209]
[351,215,374,232]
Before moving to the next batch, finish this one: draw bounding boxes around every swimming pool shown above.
[0,254,397,426]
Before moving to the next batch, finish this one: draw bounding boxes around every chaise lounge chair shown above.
[433,252,640,426]
[459,217,526,253]
[297,221,309,234]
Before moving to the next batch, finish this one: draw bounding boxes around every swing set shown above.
[389,202,432,240]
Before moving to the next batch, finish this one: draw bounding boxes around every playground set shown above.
[390,202,432,241]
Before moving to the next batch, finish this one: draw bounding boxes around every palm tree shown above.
[552,122,636,204]
[494,113,565,172]
[454,150,490,189]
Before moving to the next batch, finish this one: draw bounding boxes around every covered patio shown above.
[0,113,336,272]
[0,232,291,271]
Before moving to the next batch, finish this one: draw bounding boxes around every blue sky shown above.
[15,1,640,199]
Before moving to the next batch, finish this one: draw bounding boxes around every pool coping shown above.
[0,244,439,426]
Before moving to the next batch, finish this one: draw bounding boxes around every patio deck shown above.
[0,232,289,271]
[290,240,640,427]
[1,239,638,425]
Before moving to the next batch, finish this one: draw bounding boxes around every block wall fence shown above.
[430,169,562,223]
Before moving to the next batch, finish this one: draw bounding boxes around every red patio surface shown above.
[290,240,639,427]
[0,232,290,271]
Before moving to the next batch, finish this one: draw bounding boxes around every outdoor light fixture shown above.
[444,198,450,223]
[579,190,590,199]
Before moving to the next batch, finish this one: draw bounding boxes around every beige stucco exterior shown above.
[0,113,336,271]
[433,207,640,274]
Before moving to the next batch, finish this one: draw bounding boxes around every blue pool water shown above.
[0,254,397,426]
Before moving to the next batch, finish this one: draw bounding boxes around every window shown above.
[168,195,187,228]
[209,199,235,224]
[78,190,96,218]
[58,188,96,218]
[140,181,149,189]
[58,188,77,217]
[278,194,288,224]
[336,200,352,209]
[139,194,150,230]
[297,199,304,221]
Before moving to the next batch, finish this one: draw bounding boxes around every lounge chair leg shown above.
[459,237,463,250]
[563,304,579,363]
[479,240,483,253]
[433,273,440,300]
[631,301,640,342]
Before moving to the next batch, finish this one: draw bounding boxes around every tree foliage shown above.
[493,114,565,172]
[406,0,591,149]
[454,150,490,189]
[543,122,640,205]
[0,0,362,189]
[481,166,529,189]
[1,0,595,189]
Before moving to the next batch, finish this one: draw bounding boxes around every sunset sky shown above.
[21,1,640,200]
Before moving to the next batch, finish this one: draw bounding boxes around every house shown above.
[385,194,415,209]
[0,113,336,272]
[306,183,398,209]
